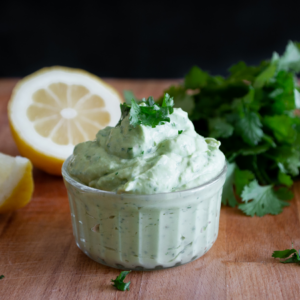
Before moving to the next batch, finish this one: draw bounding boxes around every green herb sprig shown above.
[157,41,300,217]
[119,94,174,128]
[272,247,300,264]
[111,271,131,291]
[0,275,4,279]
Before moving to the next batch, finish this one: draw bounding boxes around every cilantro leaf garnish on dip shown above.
[67,94,225,194]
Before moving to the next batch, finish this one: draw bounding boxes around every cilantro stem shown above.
[252,155,267,185]
[227,151,241,163]
[259,167,273,185]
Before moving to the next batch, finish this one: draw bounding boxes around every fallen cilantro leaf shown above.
[0,275,4,279]
[111,271,131,291]
[178,130,183,134]
[239,180,291,217]
[272,248,300,264]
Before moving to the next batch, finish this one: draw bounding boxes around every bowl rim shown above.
[62,155,227,198]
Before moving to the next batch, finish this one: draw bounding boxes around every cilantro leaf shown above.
[272,248,300,264]
[234,168,255,196]
[178,130,183,134]
[111,271,131,291]
[0,275,4,280]
[239,144,270,156]
[229,61,267,82]
[277,41,300,73]
[119,94,174,128]
[235,110,263,146]
[261,134,276,148]
[222,162,238,207]
[129,99,141,126]
[208,118,234,138]
[264,115,296,144]
[184,66,209,89]
[278,171,293,187]
[253,61,277,88]
[158,85,195,115]
[162,93,174,108]
[274,187,294,201]
[239,180,290,217]
[273,146,300,176]
[294,89,300,109]
[269,71,295,114]
[123,90,137,105]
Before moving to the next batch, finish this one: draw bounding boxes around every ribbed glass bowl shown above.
[62,156,227,271]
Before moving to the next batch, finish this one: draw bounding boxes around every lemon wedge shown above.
[0,153,34,213]
[8,67,122,175]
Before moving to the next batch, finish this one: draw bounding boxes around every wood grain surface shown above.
[1,78,300,300]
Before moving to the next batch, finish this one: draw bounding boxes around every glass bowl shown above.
[62,156,226,271]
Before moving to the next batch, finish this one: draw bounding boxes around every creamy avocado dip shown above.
[67,106,225,193]
[63,96,226,270]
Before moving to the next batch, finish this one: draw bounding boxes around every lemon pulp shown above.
[0,153,34,213]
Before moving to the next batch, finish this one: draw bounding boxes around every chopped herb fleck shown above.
[0,275,4,279]
[178,130,183,134]
[111,271,131,291]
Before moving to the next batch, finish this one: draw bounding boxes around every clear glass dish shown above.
[62,156,227,271]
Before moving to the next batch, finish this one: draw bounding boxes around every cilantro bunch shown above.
[159,41,300,217]
[119,93,174,128]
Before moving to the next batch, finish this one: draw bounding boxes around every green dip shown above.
[67,107,225,194]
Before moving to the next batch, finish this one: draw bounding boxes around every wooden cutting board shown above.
[1,78,300,300]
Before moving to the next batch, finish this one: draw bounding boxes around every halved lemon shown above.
[8,67,122,175]
[0,152,33,213]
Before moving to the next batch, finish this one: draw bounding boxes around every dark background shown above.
[1,0,300,78]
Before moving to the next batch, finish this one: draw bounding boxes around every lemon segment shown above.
[0,153,34,213]
[8,66,123,175]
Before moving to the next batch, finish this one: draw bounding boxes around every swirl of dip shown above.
[67,107,225,194]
